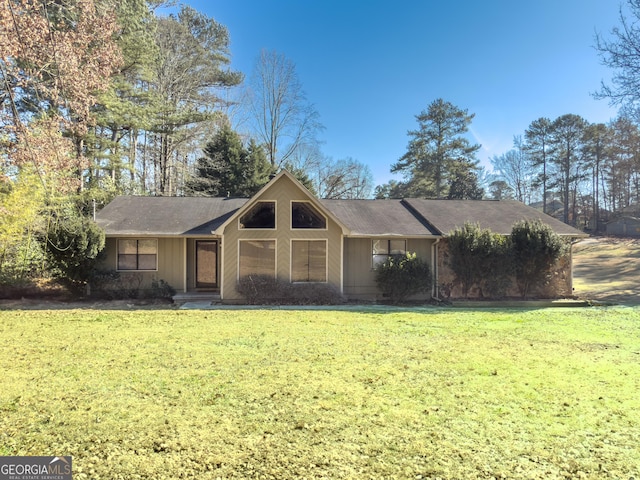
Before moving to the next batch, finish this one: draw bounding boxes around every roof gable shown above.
[213,170,349,234]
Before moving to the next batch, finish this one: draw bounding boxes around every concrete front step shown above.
[172,292,221,303]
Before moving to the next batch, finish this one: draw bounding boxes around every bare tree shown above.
[314,157,374,199]
[246,49,323,167]
[595,0,640,110]
[151,6,242,195]
[490,136,535,203]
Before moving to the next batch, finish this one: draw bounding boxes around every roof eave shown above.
[346,233,441,239]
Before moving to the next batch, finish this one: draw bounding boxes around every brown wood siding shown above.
[222,175,343,301]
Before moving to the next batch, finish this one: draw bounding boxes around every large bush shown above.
[375,252,432,304]
[511,219,567,299]
[447,223,513,298]
[44,213,105,294]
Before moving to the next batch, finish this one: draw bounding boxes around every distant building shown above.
[606,216,640,237]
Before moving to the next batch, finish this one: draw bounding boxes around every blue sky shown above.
[179,0,624,187]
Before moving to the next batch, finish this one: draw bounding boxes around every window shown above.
[291,240,327,282]
[239,202,275,229]
[239,240,276,278]
[118,239,157,271]
[372,239,406,268]
[291,202,326,229]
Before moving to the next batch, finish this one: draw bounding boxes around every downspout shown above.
[219,239,224,301]
[431,238,441,301]
[570,237,579,296]
[339,233,344,295]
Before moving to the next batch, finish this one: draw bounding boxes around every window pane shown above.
[118,254,137,270]
[239,240,275,277]
[138,239,157,254]
[118,239,137,254]
[292,202,326,229]
[307,241,326,282]
[291,241,308,282]
[137,254,157,270]
[372,240,388,255]
[292,241,326,282]
[239,202,275,229]
[390,240,406,255]
[372,254,387,268]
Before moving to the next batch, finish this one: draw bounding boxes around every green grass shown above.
[1,306,639,479]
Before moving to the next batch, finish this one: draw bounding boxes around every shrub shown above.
[89,270,123,299]
[237,275,344,305]
[511,219,567,299]
[375,252,432,304]
[481,234,513,298]
[150,278,176,300]
[447,223,514,298]
[90,271,141,299]
[90,272,176,300]
[43,213,105,294]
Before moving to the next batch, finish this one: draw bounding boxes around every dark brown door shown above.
[196,240,217,288]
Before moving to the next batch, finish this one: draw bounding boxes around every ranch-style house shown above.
[95,170,586,303]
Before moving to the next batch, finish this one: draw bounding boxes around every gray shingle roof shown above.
[95,195,586,238]
[404,199,586,236]
[320,199,438,236]
[95,196,248,236]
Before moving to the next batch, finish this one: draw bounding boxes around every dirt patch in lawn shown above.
[572,236,640,304]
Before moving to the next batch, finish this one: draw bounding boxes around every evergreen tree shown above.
[549,114,589,225]
[88,0,160,194]
[152,6,243,195]
[392,99,481,199]
[185,124,272,197]
[447,168,484,199]
[525,118,553,213]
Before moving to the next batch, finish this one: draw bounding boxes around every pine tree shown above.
[392,99,481,199]
[185,124,272,197]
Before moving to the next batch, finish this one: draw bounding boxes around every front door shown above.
[195,240,217,289]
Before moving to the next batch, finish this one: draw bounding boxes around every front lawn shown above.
[1,307,639,479]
